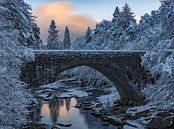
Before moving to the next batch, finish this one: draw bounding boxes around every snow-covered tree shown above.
[111,3,136,49]
[88,20,113,49]
[0,0,36,128]
[119,3,135,28]
[112,7,120,22]
[32,18,43,49]
[0,0,43,49]
[71,36,86,50]
[70,3,136,50]
[159,0,174,39]
[47,20,61,49]
[85,27,92,43]
[63,26,71,49]
[131,0,174,116]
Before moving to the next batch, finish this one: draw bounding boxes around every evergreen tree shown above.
[2,0,32,45]
[32,18,43,49]
[85,27,92,43]
[47,20,61,49]
[63,26,71,49]
[0,0,42,127]
[112,7,120,22]
[120,3,135,28]
[1,0,43,49]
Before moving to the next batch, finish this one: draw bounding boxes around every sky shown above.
[24,0,161,43]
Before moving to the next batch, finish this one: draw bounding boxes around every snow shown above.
[47,20,62,49]
[35,78,88,99]
[0,65,7,74]
[40,80,64,90]
[126,104,154,116]
[0,0,39,128]
[33,49,146,52]
[22,48,35,61]
[123,125,137,129]
[97,87,120,107]
[123,120,144,129]
[57,89,89,98]
[0,126,15,129]
[1,0,174,128]
[0,30,35,128]
[0,111,3,115]
[36,87,89,100]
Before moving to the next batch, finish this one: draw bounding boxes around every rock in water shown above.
[57,123,72,127]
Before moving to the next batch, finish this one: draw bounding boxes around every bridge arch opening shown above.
[59,66,121,100]
[21,60,145,106]
[61,66,120,91]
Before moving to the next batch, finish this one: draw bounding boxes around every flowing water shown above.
[32,97,117,129]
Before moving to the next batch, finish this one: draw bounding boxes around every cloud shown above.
[34,2,97,44]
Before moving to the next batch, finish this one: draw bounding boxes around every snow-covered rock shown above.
[123,120,144,129]
[97,87,120,107]
[0,126,15,129]
[58,89,89,98]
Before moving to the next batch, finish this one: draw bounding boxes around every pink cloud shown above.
[34,2,97,44]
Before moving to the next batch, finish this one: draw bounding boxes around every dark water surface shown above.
[32,97,117,129]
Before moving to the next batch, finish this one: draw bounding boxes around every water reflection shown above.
[49,99,61,125]
[39,98,116,129]
[65,98,71,112]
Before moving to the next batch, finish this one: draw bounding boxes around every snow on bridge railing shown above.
[1,49,174,60]
[1,49,174,53]
[32,50,148,59]
[31,49,174,59]
[32,50,147,53]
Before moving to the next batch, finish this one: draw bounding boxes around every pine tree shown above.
[2,0,32,46]
[120,3,135,28]
[32,18,43,49]
[47,20,61,49]
[85,27,92,43]
[63,26,71,49]
[112,7,120,22]
[0,0,43,127]
[1,0,43,49]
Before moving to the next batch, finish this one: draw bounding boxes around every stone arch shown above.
[20,55,145,105]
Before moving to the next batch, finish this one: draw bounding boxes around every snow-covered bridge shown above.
[20,50,150,105]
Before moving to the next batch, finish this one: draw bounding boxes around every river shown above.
[30,97,117,129]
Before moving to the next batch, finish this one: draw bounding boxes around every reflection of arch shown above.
[21,51,149,105]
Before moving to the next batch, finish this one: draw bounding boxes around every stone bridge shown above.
[20,50,150,105]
